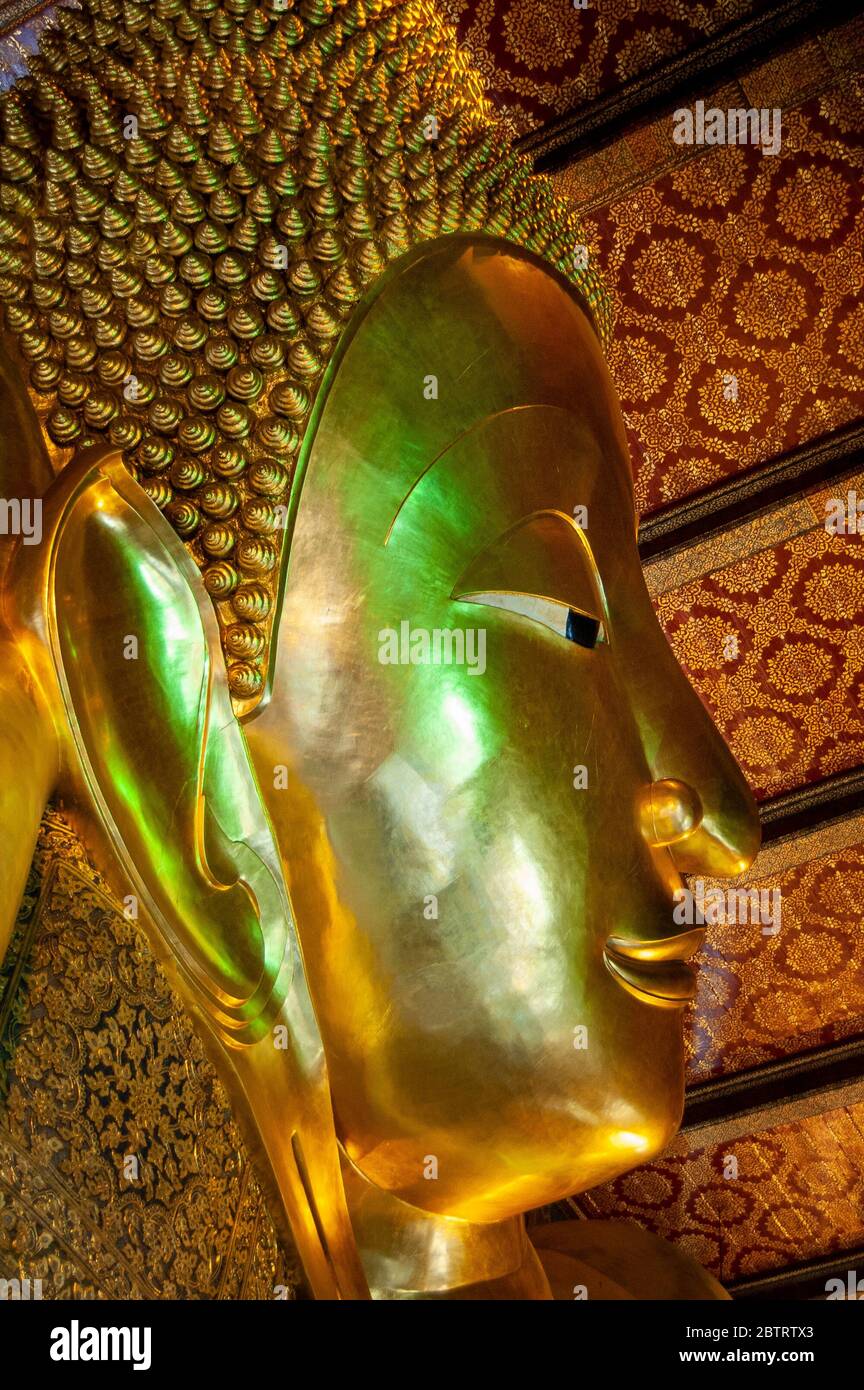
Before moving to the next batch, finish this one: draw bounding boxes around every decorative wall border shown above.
[730,1245,864,1299]
[760,768,864,844]
[517,0,845,174]
[681,1036,864,1146]
[637,423,864,563]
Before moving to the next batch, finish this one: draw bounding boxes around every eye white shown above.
[457,592,605,647]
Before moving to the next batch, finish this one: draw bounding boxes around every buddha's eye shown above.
[451,511,609,650]
[566,607,603,649]
[456,591,606,649]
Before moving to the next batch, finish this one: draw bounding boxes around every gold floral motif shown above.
[501,0,581,72]
[438,0,760,134]
[733,267,809,340]
[689,842,864,1079]
[775,165,853,242]
[0,807,300,1300]
[574,1104,864,1283]
[555,68,864,512]
[697,366,770,433]
[656,523,864,799]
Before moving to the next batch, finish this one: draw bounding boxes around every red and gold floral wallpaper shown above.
[657,523,864,799]
[575,1102,864,1283]
[689,838,864,1081]
[446,7,864,516]
[440,0,765,134]
[583,85,864,513]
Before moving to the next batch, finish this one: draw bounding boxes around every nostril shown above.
[638,779,703,848]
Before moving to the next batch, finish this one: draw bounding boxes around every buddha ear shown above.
[24,446,294,1045]
[0,636,58,971]
[0,341,63,967]
[8,449,371,1297]
[10,447,370,1299]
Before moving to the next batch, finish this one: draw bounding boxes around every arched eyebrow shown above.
[451,509,609,626]
[383,403,580,547]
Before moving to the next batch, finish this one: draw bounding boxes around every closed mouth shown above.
[603,929,703,1007]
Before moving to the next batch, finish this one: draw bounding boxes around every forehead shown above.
[288,236,634,559]
[387,406,625,574]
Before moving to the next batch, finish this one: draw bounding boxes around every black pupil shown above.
[566,608,601,648]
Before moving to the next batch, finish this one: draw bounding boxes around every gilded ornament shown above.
[137,436,175,473]
[200,480,238,517]
[201,521,235,556]
[248,334,284,369]
[188,372,226,411]
[231,580,271,619]
[144,393,181,433]
[178,413,217,452]
[216,400,252,437]
[93,313,128,348]
[203,558,239,596]
[140,475,173,507]
[227,659,263,699]
[240,498,278,534]
[225,363,263,401]
[204,333,239,371]
[166,497,201,536]
[225,621,266,658]
[212,440,247,477]
[236,534,276,573]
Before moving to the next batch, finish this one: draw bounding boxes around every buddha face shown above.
[244,237,760,1223]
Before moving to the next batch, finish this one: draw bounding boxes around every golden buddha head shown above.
[245,232,761,1222]
[0,0,760,1292]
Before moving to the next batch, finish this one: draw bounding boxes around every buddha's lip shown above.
[605,927,705,963]
[603,932,702,1007]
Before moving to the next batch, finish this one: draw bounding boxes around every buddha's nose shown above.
[637,771,760,880]
[637,766,760,879]
[638,779,702,848]
[610,541,762,881]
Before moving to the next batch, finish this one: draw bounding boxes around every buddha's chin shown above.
[342,1084,684,1224]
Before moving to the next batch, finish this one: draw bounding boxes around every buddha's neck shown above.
[338,1148,551,1299]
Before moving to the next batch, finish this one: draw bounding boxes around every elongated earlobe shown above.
[5,445,368,1297]
[0,640,58,970]
[0,337,60,969]
[27,449,293,1042]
